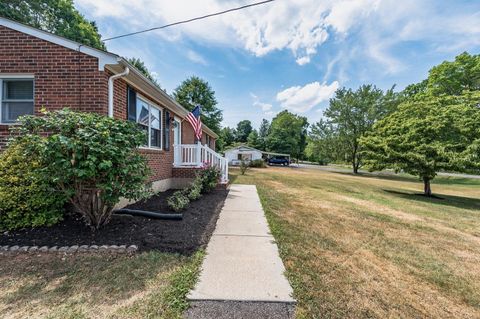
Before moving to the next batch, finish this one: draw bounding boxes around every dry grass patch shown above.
[230,167,480,318]
[0,251,203,319]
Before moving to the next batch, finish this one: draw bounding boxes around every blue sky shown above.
[75,0,480,129]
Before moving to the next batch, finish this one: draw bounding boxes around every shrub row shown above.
[249,159,267,168]
[167,166,221,212]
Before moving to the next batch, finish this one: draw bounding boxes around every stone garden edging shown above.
[0,244,138,254]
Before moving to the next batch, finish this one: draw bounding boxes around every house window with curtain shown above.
[0,78,34,123]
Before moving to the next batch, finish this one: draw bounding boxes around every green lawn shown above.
[0,251,203,319]
[231,167,480,318]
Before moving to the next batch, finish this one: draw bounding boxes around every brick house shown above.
[0,17,228,199]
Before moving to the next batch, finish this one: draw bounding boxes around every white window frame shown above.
[0,74,35,124]
[173,115,182,146]
[206,134,211,148]
[136,95,163,150]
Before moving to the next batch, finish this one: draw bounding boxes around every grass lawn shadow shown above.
[383,189,480,211]
[333,170,480,186]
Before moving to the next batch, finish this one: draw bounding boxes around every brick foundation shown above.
[172,167,202,179]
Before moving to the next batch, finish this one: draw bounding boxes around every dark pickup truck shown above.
[267,157,290,166]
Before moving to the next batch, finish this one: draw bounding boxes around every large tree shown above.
[127,57,161,88]
[235,120,253,143]
[258,119,270,151]
[247,129,262,150]
[0,0,105,50]
[360,93,479,196]
[173,76,223,134]
[216,126,235,152]
[267,110,308,160]
[323,84,399,173]
[305,119,342,165]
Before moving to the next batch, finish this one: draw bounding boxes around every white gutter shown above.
[108,67,130,118]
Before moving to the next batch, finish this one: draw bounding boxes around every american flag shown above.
[186,105,202,141]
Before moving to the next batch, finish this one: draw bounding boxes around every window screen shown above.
[1,79,34,123]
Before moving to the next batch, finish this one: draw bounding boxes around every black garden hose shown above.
[114,209,183,220]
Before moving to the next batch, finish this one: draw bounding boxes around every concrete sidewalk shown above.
[186,184,295,318]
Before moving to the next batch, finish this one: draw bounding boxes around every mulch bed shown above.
[0,189,229,254]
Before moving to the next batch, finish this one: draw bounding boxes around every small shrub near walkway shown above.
[167,165,220,212]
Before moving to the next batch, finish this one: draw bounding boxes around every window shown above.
[206,134,211,148]
[0,78,34,123]
[135,96,162,149]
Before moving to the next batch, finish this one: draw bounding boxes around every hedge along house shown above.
[0,17,228,198]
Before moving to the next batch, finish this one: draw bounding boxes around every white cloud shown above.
[76,0,334,65]
[186,50,208,65]
[76,0,480,68]
[296,56,311,66]
[325,0,380,34]
[276,81,339,113]
[251,93,273,112]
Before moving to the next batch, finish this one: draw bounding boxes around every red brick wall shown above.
[0,25,108,148]
[172,167,200,179]
[111,77,180,182]
[111,71,127,120]
[0,26,108,113]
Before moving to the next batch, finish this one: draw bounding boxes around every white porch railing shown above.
[174,142,229,183]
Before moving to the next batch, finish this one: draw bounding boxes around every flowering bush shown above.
[198,165,221,193]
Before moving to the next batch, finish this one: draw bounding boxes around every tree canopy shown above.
[361,92,480,196]
[426,52,480,96]
[235,120,253,143]
[321,84,400,173]
[0,0,105,50]
[258,119,270,151]
[267,110,308,160]
[127,57,161,88]
[217,126,235,152]
[247,129,262,150]
[305,119,340,165]
[173,76,223,134]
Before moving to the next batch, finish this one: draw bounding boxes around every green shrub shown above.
[14,109,151,229]
[167,191,190,212]
[0,141,67,230]
[240,160,249,175]
[250,159,266,168]
[198,165,220,193]
[184,180,202,201]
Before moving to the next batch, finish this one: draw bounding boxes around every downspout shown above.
[108,67,130,118]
